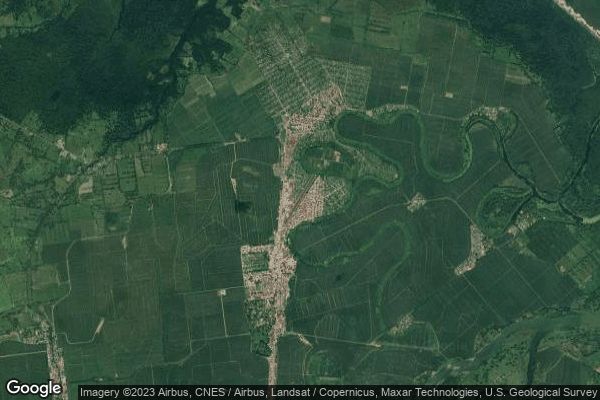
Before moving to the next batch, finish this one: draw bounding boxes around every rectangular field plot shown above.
[420,115,468,179]
[55,233,167,384]
[161,294,191,362]
[406,62,427,108]
[445,29,480,98]
[132,335,267,385]
[175,138,279,261]
[276,335,310,384]
[468,248,579,317]
[417,14,456,59]
[287,285,375,345]
[207,88,276,141]
[188,246,243,292]
[0,342,48,384]
[167,100,223,147]
[365,52,412,108]
[471,56,507,106]
[55,237,128,344]
[186,293,222,341]
[168,77,276,147]
[429,93,472,119]
[232,159,280,244]
[526,221,579,264]
[412,276,495,358]
[417,16,456,108]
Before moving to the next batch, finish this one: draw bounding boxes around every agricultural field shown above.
[1,0,600,393]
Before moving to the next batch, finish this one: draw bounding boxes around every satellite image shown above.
[1,0,600,397]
